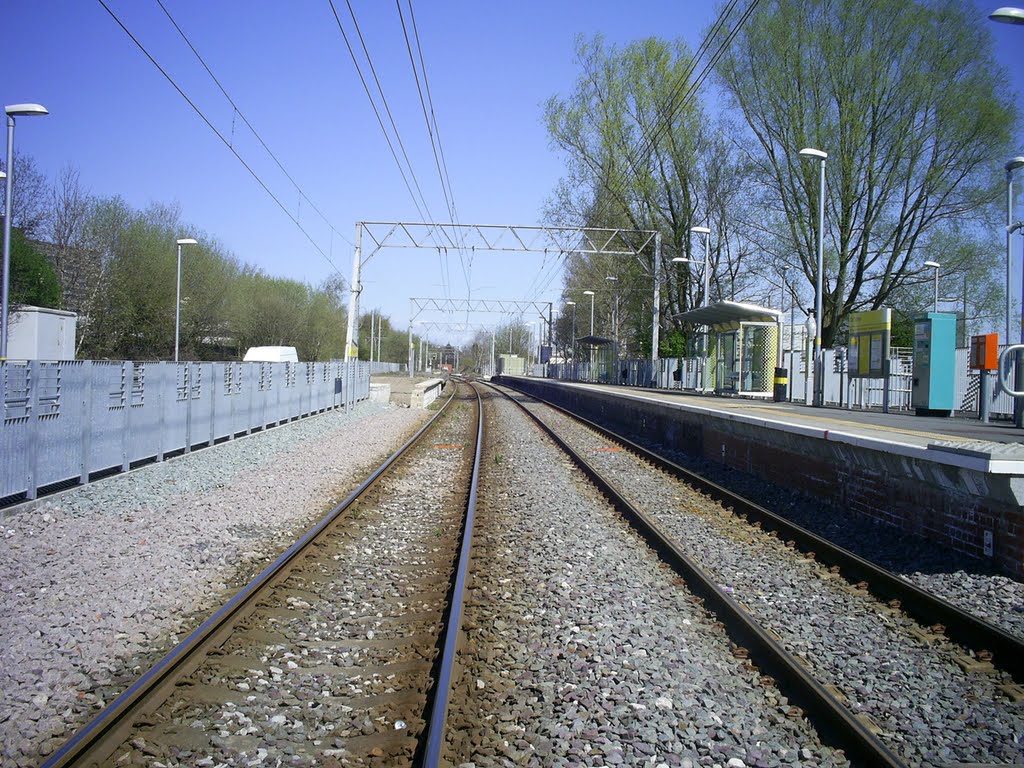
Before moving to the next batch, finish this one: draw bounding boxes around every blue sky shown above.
[5,1,1024,344]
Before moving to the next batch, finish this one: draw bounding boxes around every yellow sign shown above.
[849,309,891,334]
[848,309,891,378]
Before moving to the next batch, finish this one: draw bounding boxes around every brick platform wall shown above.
[501,377,1024,578]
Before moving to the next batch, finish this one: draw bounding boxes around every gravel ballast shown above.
[509,389,1024,766]
[0,401,429,766]
[444,387,844,767]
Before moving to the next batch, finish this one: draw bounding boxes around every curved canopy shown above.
[672,300,782,327]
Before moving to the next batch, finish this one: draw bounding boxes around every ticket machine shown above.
[911,312,956,416]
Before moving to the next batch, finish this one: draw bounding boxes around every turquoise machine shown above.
[911,312,957,417]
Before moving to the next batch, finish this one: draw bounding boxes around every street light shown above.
[174,238,198,362]
[689,227,712,307]
[1010,221,1024,427]
[1004,158,1024,343]
[583,290,596,335]
[1,103,49,360]
[990,6,1024,23]
[566,301,577,359]
[606,276,619,352]
[923,260,940,312]
[799,146,828,407]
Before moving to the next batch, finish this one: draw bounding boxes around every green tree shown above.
[546,36,755,356]
[715,0,1016,346]
[9,229,61,308]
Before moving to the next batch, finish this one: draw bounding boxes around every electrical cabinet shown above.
[911,312,956,416]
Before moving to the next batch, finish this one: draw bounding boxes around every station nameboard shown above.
[847,309,891,378]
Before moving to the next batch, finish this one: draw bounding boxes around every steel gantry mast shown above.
[344,221,661,365]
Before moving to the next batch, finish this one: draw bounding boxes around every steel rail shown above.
[484,381,907,768]
[499,381,1024,684]
[419,380,483,767]
[43,385,462,768]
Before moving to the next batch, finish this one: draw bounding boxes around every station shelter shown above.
[574,335,619,383]
[672,301,782,398]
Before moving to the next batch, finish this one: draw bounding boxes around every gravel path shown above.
[510,389,1024,766]
[0,401,429,766]
[444,387,844,768]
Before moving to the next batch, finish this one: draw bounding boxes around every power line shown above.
[155,0,354,249]
[96,0,347,277]
[395,0,470,295]
[328,0,458,300]
[594,0,753,224]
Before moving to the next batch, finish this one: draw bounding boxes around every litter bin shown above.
[773,367,788,402]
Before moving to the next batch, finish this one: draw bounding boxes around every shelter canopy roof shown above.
[575,335,614,346]
[672,300,782,327]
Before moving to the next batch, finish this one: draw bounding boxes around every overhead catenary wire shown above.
[590,0,753,226]
[154,0,354,249]
[96,0,348,278]
[328,0,458,300]
[397,0,470,294]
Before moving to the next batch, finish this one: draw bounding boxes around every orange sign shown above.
[970,334,998,371]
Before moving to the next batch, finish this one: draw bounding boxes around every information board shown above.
[848,309,891,378]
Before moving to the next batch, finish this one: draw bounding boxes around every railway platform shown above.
[497,375,1024,578]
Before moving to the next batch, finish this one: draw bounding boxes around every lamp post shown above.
[923,261,941,312]
[174,238,198,362]
[799,147,828,407]
[566,301,576,360]
[584,290,596,375]
[990,6,1024,23]
[1003,158,1024,342]
[606,276,619,354]
[1010,220,1024,426]
[1,104,49,360]
[689,227,712,307]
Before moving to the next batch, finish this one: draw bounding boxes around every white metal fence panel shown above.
[1,359,370,501]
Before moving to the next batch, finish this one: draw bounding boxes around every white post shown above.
[814,157,826,407]
[175,242,183,362]
[344,223,363,362]
[652,232,662,366]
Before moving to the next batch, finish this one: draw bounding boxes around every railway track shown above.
[42,382,482,768]
[477,380,1023,767]
[37,376,1023,766]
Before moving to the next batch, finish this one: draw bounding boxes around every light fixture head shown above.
[1007,156,1024,172]
[990,6,1024,23]
[671,257,691,263]
[5,103,48,118]
[606,275,618,281]
[0,171,5,180]
[583,290,595,296]
[798,147,828,161]
[176,238,198,245]
[565,300,576,306]
[690,226,711,235]
[923,260,940,268]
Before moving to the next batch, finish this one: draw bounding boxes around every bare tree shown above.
[1,152,49,238]
[46,165,99,315]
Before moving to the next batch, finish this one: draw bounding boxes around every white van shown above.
[243,346,299,363]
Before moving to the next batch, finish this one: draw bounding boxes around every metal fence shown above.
[369,361,403,374]
[1,359,370,502]
[546,345,1018,419]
